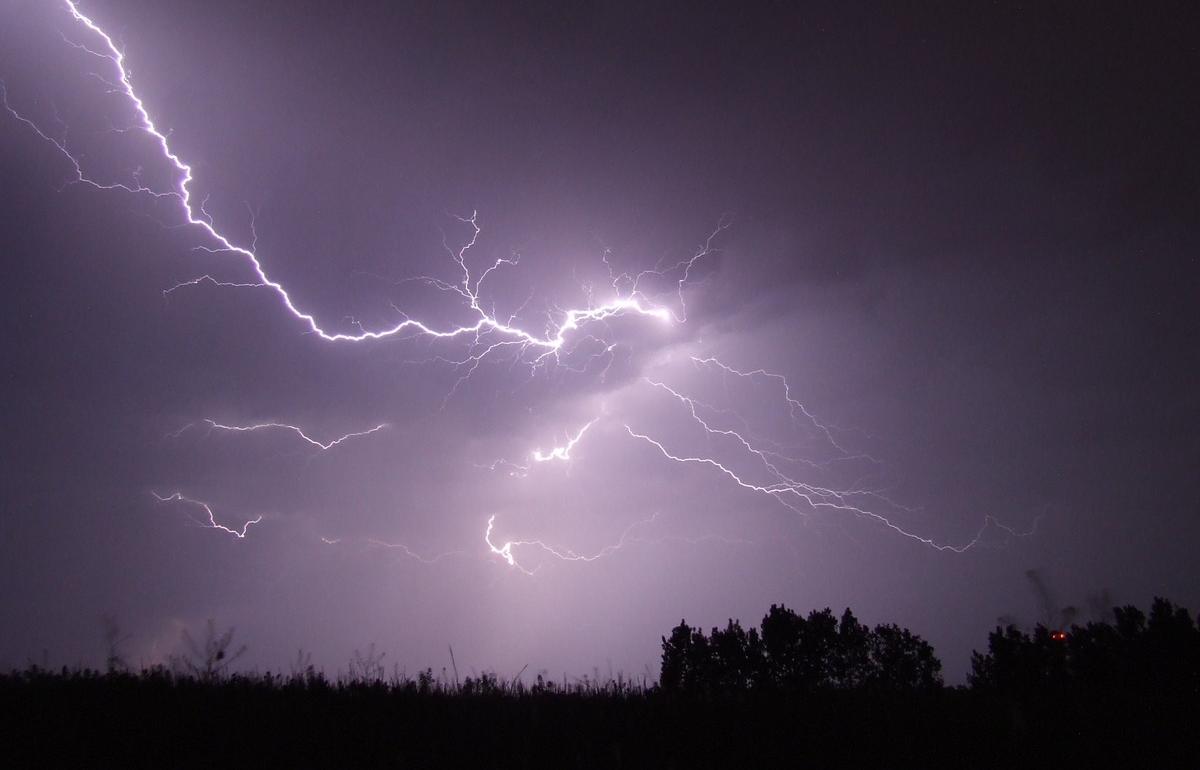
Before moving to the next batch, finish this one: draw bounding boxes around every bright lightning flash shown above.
[531,418,598,463]
[478,417,600,477]
[8,0,702,373]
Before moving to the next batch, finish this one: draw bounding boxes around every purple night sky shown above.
[0,1,1196,683]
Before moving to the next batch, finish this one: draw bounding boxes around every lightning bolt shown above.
[484,512,758,574]
[7,1,694,369]
[623,367,1033,553]
[531,417,598,463]
[173,419,388,451]
[478,416,600,476]
[484,513,649,575]
[152,492,261,539]
[690,356,879,464]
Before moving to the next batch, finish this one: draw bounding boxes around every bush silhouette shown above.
[174,619,247,682]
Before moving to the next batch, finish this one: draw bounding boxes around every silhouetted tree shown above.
[867,623,942,692]
[970,597,1199,696]
[661,604,943,695]
[659,620,695,692]
[835,608,872,688]
[758,603,803,688]
[709,619,755,691]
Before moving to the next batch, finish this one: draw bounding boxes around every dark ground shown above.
[2,670,1196,768]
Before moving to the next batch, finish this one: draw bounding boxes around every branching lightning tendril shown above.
[173,419,388,451]
[484,512,759,574]
[623,362,1033,553]
[10,2,693,361]
[152,492,261,539]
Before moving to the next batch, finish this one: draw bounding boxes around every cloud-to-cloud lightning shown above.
[173,419,388,451]
[484,513,648,575]
[152,492,261,539]
[485,512,758,575]
[690,356,878,465]
[623,365,1031,553]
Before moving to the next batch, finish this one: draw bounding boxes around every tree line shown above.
[969,597,1200,695]
[660,597,1200,696]
[2,597,1197,767]
[660,605,941,694]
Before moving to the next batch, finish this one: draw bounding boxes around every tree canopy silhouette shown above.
[970,596,1200,695]
[660,605,942,694]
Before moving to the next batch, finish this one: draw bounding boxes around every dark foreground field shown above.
[4,599,1197,768]
[2,669,1196,768]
